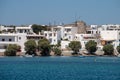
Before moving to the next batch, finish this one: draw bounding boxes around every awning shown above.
[100,39,115,41]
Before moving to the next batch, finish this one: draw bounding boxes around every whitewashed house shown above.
[0,25,45,53]
[0,25,15,33]
[15,25,33,34]
[61,25,99,50]
[0,33,27,52]
[43,26,61,45]
[74,34,97,49]
[62,26,78,41]
[99,24,120,54]
[60,26,78,49]
[100,30,120,49]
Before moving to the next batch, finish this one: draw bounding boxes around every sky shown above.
[0,0,120,25]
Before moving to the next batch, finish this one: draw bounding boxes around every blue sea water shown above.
[0,56,120,80]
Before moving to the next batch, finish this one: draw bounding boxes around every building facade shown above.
[0,25,44,53]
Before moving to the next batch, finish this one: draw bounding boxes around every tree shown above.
[38,38,51,56]
[4,44,20,56]
[31,24,50,34]
[69,41,81,55]
[24,39,37,55]
[103,44,114,55]
[53,48,62,56]
[85,40,97,54]
[117,45,120,54]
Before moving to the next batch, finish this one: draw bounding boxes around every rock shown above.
[95,50,104,56]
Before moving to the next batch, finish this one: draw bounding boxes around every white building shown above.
[101,24,120,31]
[100,30,120,49]
[99,24,120,48]
[43,26,61,45]
[43,26,78,45]
[0,33,27,52]
[61,41,70,49]
[1,23,120,55]
[0,25,5,31]
[86,25,100,34]
[0,25,14,32]
[63,26,78,41]
[61,25,99,50]
[61,33,97,50]
[0,25,45,53]
[75,34,97,48]
[15,25,33,34]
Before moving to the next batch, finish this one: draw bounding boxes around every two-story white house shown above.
[15,25,33,34]
[99,24,120,54]
[0,25,45,53]
[63,26,78,41]
[0,33,27,52]
[43,26,61,45]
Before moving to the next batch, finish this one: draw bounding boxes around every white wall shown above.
[63,27,78,41]
[0,25,4,31]
[16,25,33,34]
[61,41,70,49]
[100,30,120,49]
[44,30,61,45]
[0,33,27,52]
[100,31,119,40]
[75,34,97,49]
[17,33,27,52]
[0,36,15,42]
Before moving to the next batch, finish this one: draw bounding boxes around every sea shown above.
[0,56,120,80]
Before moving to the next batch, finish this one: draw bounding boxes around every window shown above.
[49,33,52,36]
[4,45,7,49]
[20,30,23,33]
[24,30,26,33]
[45,34,47,36]
[92,31,93,34]
[84,42,87,44]
[67,29,71,32]
[65,45,68,48]
[65,34,67,36]
[75,36,77,39]
[69,36,71,39]
[96,31,97,34]
[2,39,5,41]
[87,31,91,34]
[54,33,56,36]
[19,37,21,40]
[49,38,52,43]
[9,39,12,41]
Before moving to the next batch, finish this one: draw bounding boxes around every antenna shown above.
[75,13,77,22]
[54,21,56,26]
[78,16,81,21]
[48,22,51,27]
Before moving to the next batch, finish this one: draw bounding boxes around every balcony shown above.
[0,41,18,44]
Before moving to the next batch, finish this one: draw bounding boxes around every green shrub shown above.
[24,39,37,55]
[103,44,114,55]
[69,41,81,55]
[4,44,20,56]
[117,45,120,54]
[85,40,97,54]
[53,48,61,56]
[38,38,51,56]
